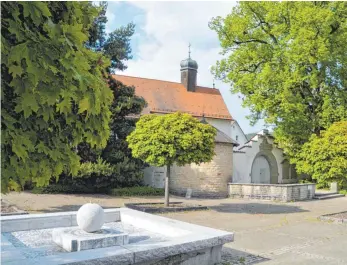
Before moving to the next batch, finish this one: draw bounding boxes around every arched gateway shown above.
[251,155,271,183]
[250,137,279,184]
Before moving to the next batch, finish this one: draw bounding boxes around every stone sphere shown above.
[76,203,105,233]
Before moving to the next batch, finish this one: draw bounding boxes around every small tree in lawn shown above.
[126,112,217,206]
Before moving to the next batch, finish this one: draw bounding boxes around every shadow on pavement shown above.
[210,203,308,214]
[219,246,270,265]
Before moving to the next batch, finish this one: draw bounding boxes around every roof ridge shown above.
[113,74,184,86]
[112,74,217,90]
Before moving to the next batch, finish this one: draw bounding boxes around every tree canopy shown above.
[294,121,347,188]
[127,113,217,167]
[210,2,347,158]
[1,2,113,192]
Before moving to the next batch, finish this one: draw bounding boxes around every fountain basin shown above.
[1,208,234,265]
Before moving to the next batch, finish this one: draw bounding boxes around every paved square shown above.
[2,192,347,264]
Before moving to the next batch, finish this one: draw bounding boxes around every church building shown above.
[114,54,238,198]
[113,52,298,198]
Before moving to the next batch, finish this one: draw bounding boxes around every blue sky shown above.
[105,1,265,134]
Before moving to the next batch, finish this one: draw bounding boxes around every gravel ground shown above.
[0,199,26,215]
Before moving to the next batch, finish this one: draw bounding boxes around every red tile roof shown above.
[112,74,233,120]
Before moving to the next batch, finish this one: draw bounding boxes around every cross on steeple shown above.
[188,43,191,58]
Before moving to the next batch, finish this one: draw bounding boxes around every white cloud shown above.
[110,1,265,133]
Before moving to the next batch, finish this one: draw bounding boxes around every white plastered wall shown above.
[232,135,285,184]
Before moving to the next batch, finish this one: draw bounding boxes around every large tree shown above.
[127,113,216,206]
[210,2,347,159]
[1,2,113,192]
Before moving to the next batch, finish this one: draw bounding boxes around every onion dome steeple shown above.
[180,43,198,92]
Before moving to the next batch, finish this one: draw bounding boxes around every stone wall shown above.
[170,143,233,198]
[228,183,316,202]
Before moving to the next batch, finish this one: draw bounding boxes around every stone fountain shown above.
[1,204,234,264]
[52,203,129,252]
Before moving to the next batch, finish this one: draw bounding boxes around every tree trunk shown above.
[165,164,170,207]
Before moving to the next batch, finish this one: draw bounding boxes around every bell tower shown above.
[180,44,198,92]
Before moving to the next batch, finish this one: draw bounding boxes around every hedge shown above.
[108,186,164,196]
[31,185,164,197]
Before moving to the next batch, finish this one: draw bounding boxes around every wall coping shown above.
[228,183,316,187]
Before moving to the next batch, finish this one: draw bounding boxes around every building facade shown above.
[233,130,298,184]
[114,54,238,197]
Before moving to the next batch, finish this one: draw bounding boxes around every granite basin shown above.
[1,207,234,265]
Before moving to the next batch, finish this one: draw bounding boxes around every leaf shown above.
[56,98,71,114]
[78,97,90,113]
[15,92,39,118]
[9,43,29,64]
[9,64,23,77]
[22,2,50,26]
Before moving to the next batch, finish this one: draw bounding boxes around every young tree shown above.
[1,2,113,192]
[295,121,347,188]
[126,112,217,206]
[209,2,347,159]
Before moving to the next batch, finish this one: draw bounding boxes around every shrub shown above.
[295,121,347,188]
[31,184,95,194]
[108,186,164,197]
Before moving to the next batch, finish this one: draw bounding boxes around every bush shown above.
[295,121,347,188]
[31,156,145,194]
[31,184,164,197]
[108,186,164,196]
[31,184,95,194]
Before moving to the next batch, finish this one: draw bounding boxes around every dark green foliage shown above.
[31,184,94,195]
[108,187,164,197]
[49,5,146,191]
[69,80,147,191]
[1,2,113,192]
[32,185,164,196]
[104,23,135,72]
[87,1,135,72]
[88,1,108,49]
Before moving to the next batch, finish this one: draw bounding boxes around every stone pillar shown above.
[330,182,339,193]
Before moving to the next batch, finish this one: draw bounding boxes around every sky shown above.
[105,1,265,134]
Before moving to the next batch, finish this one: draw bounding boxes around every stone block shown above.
[330,182,339,193]
[29,216,72,230]
[52,227,129,252]
[1,219,30,233]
